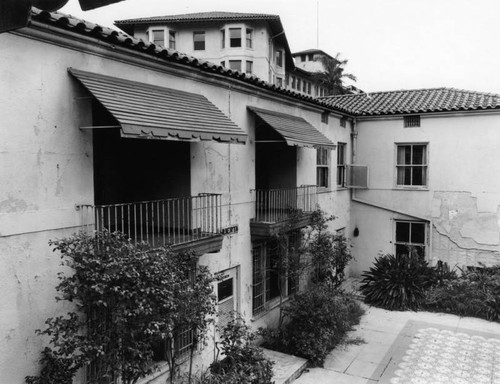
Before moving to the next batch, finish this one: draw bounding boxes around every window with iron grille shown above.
[229,28,241,47]
[193,31,205,50]
[396,144,427,186]
[252,236,300,316]
[317,147,330,188]
[395,221,426,259]
[404,115,421,127]
[337,143,346,187]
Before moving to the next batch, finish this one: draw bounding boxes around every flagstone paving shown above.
[292,303,500,384]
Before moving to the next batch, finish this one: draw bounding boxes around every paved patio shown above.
[292,303,500,384]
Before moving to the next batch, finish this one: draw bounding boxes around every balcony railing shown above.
[251,185,317,223]
[77,194,222,247]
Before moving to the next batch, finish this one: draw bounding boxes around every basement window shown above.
[395,221,426,259]
[404,115,421,128]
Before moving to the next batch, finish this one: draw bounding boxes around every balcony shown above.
[77,194,223,255]
[250,185,317,239]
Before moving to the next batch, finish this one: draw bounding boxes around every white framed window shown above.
[229,60,242,72]
[317,147,330,188]
[396,144,428,187]
[150,28,165,46]
[168,30,176,49]
[276,50,283,67]
[246,60,253,74]
[276,77,283,87]
[291,76,296,89]
[337,143,346,187]
[395,221,426,259]
[229,28,242,47]
[193,31,205,50]
[246,28,253,48]
[220,29,225,48]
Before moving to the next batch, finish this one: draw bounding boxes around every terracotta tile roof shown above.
[29,8,326,109]
[321,88,500,116]
[114,11,280,25]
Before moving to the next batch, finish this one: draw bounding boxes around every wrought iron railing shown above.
[251,185,317,223]
[77,194,222,247]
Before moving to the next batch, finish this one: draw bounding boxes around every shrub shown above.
[26,230,216,384]
[260,285,364,366]
[424,264,500,321]
[207,316,274,384]
[359,252,436,311]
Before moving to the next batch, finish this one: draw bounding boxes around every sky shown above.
[58,0,500,94]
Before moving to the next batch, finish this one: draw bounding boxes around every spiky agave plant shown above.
[360,252,434,311]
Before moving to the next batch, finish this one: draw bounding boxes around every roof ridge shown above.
[115,11,280,24]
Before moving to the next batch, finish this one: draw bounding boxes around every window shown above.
[246,60,253,74]
[395,221,426,259]
[301,54,306,62]
[151,29,164,46]
[220,29,225,48]
[302,81,307,93]
[193,31,205,50]
[337,143,346,187]
[291,76,296,89]
[229,60,242,72]
[307,82,312,95]
[276,50,283,67]
[340,117,347,128]
[229,28,241,47]
[276,77,283,87]
[404,115,421,127]
[168,30,176,49]
[321,111,329,124]
[246,28,253,48]
[317,147,329,188]
[308,53,314,61]
[297,78,301,91]
[396,144,427,186]
[252,235,300,316]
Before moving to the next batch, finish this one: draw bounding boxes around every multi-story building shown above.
[0,8,351,384]
[3,6,500,384]
[115,11,294,87]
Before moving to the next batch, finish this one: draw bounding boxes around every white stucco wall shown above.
[1,23,350,383]
[350,114,500,275]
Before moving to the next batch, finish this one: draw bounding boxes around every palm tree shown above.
[314,53,357,96]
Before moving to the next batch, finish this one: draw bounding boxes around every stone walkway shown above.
[292,303,500,384]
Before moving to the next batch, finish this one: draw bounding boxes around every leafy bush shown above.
[206,316,273,384]
[359,252,437,311]
[260,285,364,366]
[26,230,216,384]
[423,264,500,321]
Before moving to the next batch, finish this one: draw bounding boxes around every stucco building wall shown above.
[1,23,348,383]
[349,113,500,274]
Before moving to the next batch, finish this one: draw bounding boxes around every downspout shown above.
[348,118,433,260]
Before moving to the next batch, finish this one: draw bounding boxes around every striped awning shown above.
[248,106,335,149]
[69,68,247,144]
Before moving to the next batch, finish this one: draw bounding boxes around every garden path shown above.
[292,303,500,384]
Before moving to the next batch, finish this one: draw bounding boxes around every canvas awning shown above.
[68,68,247,144]
[248,106,335,149]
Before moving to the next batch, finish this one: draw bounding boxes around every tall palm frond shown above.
[314,53,357,95]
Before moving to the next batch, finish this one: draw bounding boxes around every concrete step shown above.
[262,348,308,384]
